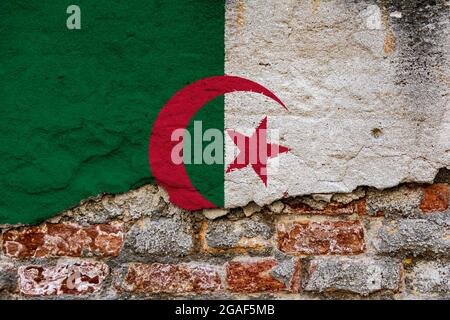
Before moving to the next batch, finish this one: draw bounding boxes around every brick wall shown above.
[0,174,449,299]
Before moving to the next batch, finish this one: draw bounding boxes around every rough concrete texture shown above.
[411,260,450,294]
[65,185,176,225]
[373,213,450,256]
[224,0,450,208]
[270,255,299,288]
[206,220,271,246]
[203,217,272,251]
[126,217,193,257]
[0,260,15,294]
[305,256,402,295]
[365,184,423,217]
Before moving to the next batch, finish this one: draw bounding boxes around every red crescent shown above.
[149,75,286,210]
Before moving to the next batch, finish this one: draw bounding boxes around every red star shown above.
[226,117,289,186]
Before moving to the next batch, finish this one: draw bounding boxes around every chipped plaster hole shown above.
[371,128,383,138]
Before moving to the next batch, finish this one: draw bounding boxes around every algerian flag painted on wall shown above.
[3,0,448,224]
[0,0,227,224]
[1,0,294,224]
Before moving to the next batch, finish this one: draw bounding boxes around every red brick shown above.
[18,261,108,296]
[121,263,222,293]
[277,220,365,255]
[356,198,367,216]
[226,259,286,293]
[289,259,302,293]
[420,183,449,213]
[285,201,355,215]
[2,223,124,258]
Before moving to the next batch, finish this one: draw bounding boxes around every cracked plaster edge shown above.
[0,166,448,228]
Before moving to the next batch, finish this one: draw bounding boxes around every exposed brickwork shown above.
[119,263,222,294]
[411,261,450,294]
[0,182,449,299]
[420,183,449,213]
[305,257,403,295]
[277,220,365,255]
[18,261,108,296]
[2,223,124,258]
[365,185,423,217]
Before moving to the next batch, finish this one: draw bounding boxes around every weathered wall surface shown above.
[0,174,448,299]
[0,0,225,224]
[225,0,449,207]
[1,0,449,300]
